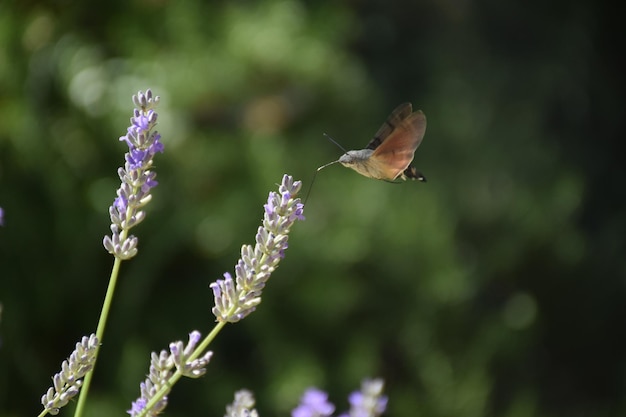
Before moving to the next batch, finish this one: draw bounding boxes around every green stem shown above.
[73,256,124,417]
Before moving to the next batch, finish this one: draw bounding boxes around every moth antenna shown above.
[323,133,349,153]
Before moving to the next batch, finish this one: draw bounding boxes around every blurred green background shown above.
[0,0,624,416]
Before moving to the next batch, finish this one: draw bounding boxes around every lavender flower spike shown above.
[339,378,388,417]
[225,390,259,417]
[210,174,304,322]
[292,388,335,417]
[128,331,213,417]
[40,334,99,415]
[103,89,163,260]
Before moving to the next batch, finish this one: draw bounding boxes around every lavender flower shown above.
[169,330,213,378]
[40,334,99,415]
[338,379,387,417]
[0,206,4,226]
[225,390,259,417]
[210,174,304,322]
[128,331,213,417]
[103,89,163,260]
[292,388,335,417]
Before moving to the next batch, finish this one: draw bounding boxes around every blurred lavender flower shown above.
[128,331,212,417]
[103,89,163,260]
[210,174,304,322]
[0,206,4,226]
[40,334,99,415]
[292,388,335,417]
[338,379,387,417]
[225,390,259,417]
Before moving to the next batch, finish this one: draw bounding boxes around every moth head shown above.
[338,149,374,167]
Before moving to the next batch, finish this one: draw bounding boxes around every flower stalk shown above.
[71,90,163,417]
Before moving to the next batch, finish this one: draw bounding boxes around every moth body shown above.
[339,149,389,180]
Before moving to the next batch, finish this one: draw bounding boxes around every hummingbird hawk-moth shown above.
[319,102,427,182]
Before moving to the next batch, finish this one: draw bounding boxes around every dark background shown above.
[0,0,624,416]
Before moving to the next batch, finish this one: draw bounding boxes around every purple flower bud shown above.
[184,331,202,357]
[127,398,147,416]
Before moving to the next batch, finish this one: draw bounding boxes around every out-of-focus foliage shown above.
[0,0,623,416]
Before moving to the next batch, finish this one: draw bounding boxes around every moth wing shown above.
[371,110,427,179]
[366,103,414,150]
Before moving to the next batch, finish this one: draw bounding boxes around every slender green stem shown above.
[189,318,227,362]
[73,256,124,417]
